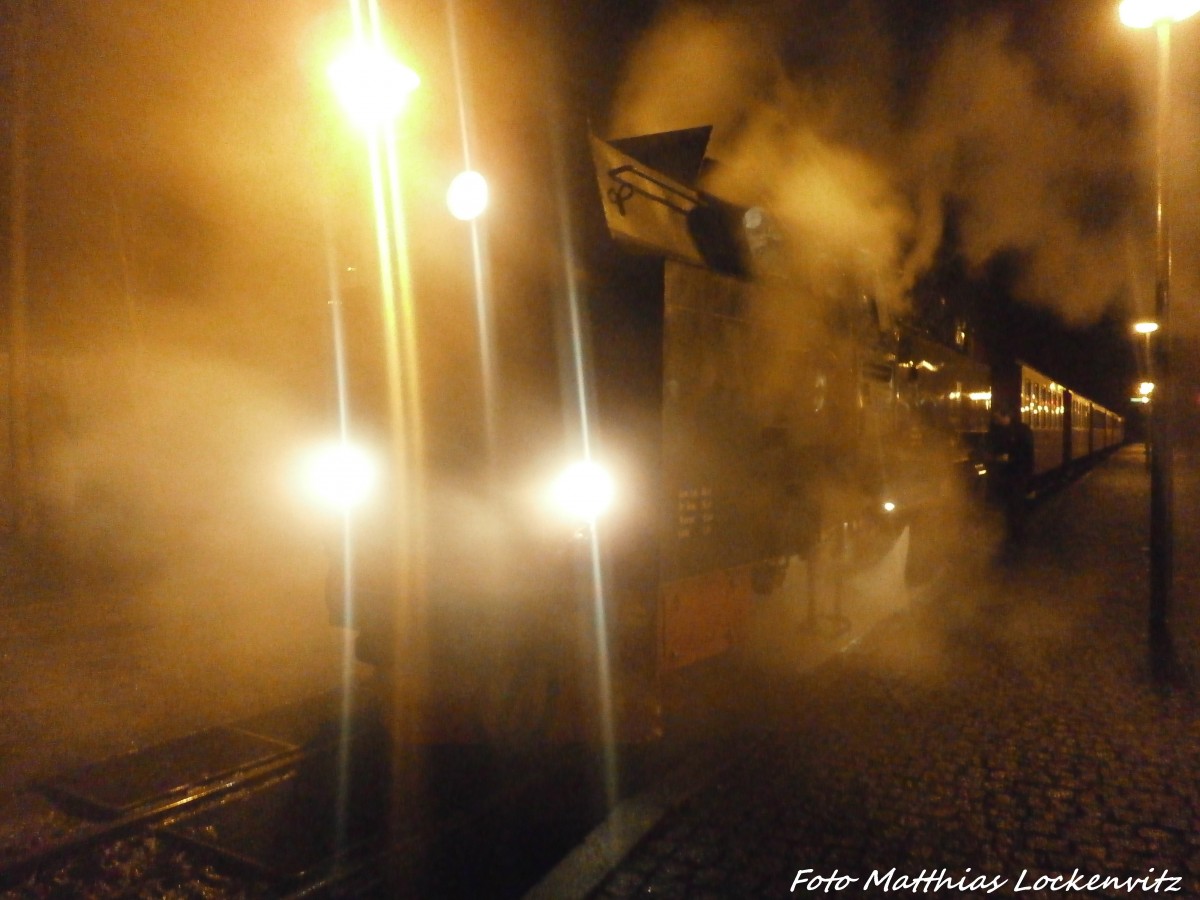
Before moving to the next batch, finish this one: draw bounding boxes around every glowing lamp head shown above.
[1120,0,1200,27]
[1139,381,1156,396]
[882,501,897,514]
[328,44,419,130]
[552,460,615,523]
[446,170,489,221]
[1134,321,1160,335]
[303,441,379,512]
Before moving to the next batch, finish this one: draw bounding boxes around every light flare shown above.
[333,0,428,855]
[323,233,362,857]
[447,0,498,478]
[1119,0,1200,28]
[552,119,618,808]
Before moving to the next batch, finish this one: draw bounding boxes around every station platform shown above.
[530,444,1200,898]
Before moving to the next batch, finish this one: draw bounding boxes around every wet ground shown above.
[0,530,352,863]
[548,444,1200,898]
[3,443,1197,898]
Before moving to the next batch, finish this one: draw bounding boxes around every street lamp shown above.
[327,26,435,817]
[328,43,419,132]
[1133,320,1159,384]
[1120,0,1198,682]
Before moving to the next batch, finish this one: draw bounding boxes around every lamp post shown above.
[1120,0,1197,682]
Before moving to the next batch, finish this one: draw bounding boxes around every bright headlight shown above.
[447,170,489,221]
[302,441,379,512]
[552,460,615,522]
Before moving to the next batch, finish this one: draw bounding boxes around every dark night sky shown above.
[1,0,1198,418]
[591,0,1200,421]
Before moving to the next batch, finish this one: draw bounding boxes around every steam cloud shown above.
[608,0,1176,328]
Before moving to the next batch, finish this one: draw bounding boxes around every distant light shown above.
[1120,0,1200,28]
[1140,381,1156,396]
[968,391,993,403]
[882,501,897,513]
[328,43,419,130]
[1132,396,1152,404]
[1134,321,1160,335]
[446,170,489,221]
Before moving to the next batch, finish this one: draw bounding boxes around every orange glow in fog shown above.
[330,0,429,856]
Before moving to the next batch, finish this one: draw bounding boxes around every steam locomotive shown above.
[311,116,1123,749]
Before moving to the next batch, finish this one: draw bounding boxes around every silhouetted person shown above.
[986,408,1035,553]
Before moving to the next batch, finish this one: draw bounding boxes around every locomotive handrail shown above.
[604,163,699,218]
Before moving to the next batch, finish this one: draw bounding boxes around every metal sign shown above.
[589,134,708,268]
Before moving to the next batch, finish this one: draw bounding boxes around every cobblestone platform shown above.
[553,445,1200,898]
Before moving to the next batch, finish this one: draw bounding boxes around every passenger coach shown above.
[993,360,1124,487]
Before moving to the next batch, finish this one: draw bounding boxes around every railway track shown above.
[0,690,393,898]
[0,517,990,900]
[0,685,664,899]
